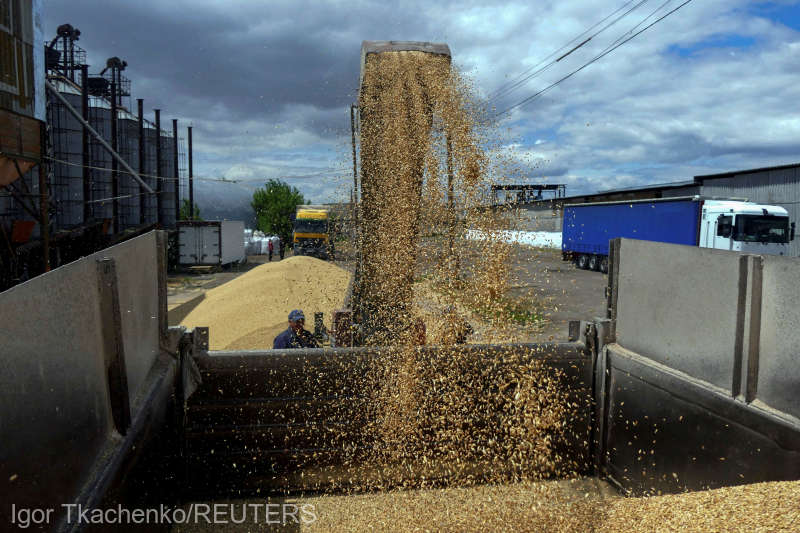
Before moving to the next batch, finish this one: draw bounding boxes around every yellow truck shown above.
[293,205,333,259]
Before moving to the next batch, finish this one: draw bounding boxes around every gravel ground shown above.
[507,245,607,342]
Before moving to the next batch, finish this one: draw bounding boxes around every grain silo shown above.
[118,108,141,229]
[87,93,113,222]
[142,118,159,225]
[48,78,85,229]
[2,16,191,289]
[160,126,177,226]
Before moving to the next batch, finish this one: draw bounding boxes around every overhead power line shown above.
[495,0,694,118]
[43,155,238,183]
[488,0,649,103]
[45,155,347,184]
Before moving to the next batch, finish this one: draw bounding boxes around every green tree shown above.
[179,198,201,220]
[251,179,306,244]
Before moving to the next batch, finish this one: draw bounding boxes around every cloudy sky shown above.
[44,0,800,210]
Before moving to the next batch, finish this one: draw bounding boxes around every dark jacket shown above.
[273,327,318,349]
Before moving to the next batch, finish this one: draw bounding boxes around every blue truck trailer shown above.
[562,196,793,273]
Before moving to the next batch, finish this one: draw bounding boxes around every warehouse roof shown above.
[597,179,696,195]
[695,162,800,181]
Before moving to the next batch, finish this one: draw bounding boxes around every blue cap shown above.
[288,309,305,321]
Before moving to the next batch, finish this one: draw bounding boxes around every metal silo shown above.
[160,128,176,226]
[142,119,159,224]
[118,108,141,229]
[88,94,113,222]
[48,79,84,228]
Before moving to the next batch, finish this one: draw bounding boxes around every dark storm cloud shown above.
[42,0,800,209]
[43,0,442,126]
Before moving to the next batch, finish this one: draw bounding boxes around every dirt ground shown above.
[508,245,607,342]
[167,242,607,343]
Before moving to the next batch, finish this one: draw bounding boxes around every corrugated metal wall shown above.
[699,166,800,257]
[660,185,701,198]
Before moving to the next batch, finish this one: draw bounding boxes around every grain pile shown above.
[174,479,800,532]
[599,480,800,532]
[180,256,350,350]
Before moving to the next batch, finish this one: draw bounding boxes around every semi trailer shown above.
[562,196,795,273]
[178,220,246,267]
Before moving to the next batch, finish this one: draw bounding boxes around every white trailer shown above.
[178,221,245,266]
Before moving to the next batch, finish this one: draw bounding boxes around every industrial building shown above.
[0,14,195,290]
[513,162,800,257]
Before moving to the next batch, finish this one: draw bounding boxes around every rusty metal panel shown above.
[0,108,42,186]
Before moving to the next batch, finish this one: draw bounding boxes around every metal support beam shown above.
[188,126,193,220]
[111,81,119,233]
[155,109,162,226]
[137,99,145,224]
[45,80,154,194]
[172,119,179,225]
[5,181,40,220]
[81,64,90,223]
[96,258,131,434]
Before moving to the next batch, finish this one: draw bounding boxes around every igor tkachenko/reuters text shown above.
[9,503,317,529]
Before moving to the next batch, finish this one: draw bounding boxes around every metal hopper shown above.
[358,41,451,100]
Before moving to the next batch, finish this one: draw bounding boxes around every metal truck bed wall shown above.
[184,339,595,496]
[597,238,800,495]
[0,231,182,532]
[562,197,700,256]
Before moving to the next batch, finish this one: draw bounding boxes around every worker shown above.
[273,310,319,349]
[268,238,274,262]
[279,238,285,260]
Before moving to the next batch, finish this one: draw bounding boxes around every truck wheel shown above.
[576,254,589,270]
[600,256,609,274]
[588,254,599,271]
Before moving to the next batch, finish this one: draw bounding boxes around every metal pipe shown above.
[137,99,145,224]
[69,36,75,82]
[155,109,162,226]
[38,123,50,272]
[188,126,193,220]
[45,80,154,194]
[111,81,119,233]
[81,64,90,223]
[172,119,179,224]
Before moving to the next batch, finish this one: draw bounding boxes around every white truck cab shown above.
[699,199,794,256]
